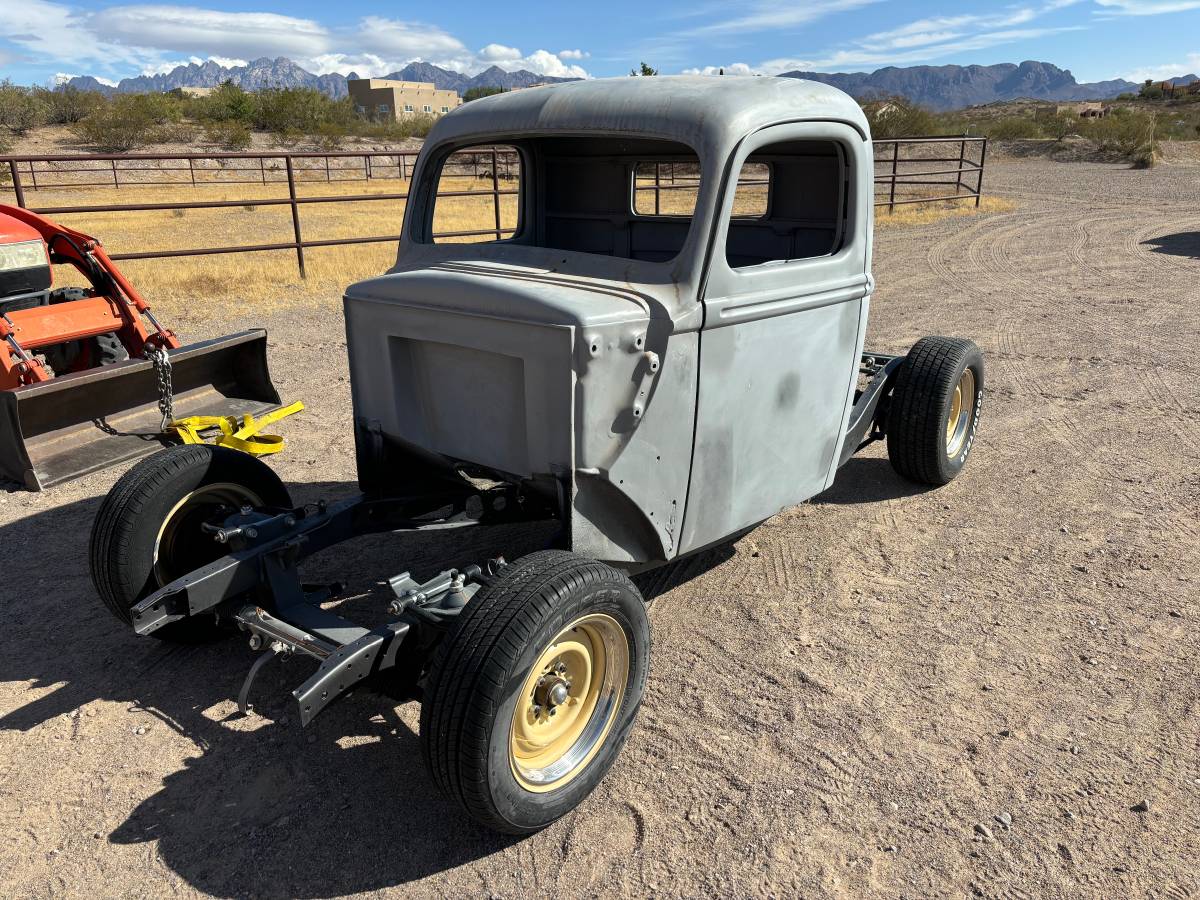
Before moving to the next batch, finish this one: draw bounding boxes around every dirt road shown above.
[1,157,1198,898]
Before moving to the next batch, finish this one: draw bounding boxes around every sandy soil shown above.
[1,157,1198,899]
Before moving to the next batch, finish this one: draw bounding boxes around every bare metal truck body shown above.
[346,76,875,565]
[90,76,984,834]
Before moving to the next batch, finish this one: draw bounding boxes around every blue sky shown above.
[1,0,1197,87]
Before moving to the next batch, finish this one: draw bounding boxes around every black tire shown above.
[886,336,984,486]
[420,550,650,834]
[88,445,291,641]
[44,288,127,371]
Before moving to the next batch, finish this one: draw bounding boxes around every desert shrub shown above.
[72,93,180,151]
[981,116,1044,140]
[151,121,199,144]
[861,97,938,138]
[355,112,438,142]
[1043,113,1079,141]
[255,88,330,136]
[1080,108,1158,164]
[312,121,346,150]
[272,126,304,148]
[0,81,47,135]
[204,119,252,150]
[32,85,103,124]
[187,81,257,124]
[463,86,505,102]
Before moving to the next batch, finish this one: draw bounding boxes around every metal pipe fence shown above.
[872,136,987,211]
[1,149,516,278]
[0,136,985,278]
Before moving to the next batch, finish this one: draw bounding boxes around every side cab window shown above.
[703,122,869,308]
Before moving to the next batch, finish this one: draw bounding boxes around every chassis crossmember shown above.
[130,481,557,725]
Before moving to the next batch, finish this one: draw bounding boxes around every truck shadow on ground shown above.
[0,480,731,897]
[813,456,929,505]
[1141,231,1200,259]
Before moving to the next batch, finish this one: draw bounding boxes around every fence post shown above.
[259,157,266,185]
[188,157,196,187]
[491,149,502,239]
[28,162,37,191]
[366,155,372,180]
[976,139,987,208]
[956,137,967,197]
[111,158,119,189]
[325,154,331,183]
[888,141,899,213]
[284,156,306,279]
[10,161,26,208]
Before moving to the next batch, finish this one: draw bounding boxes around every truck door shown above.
[679,122,873,554]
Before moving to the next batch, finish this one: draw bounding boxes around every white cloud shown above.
[684,0,1088,75]
[92,5,330,59]
[682,0,882,37]
[479,43,522,62]
[681,63,756,76]
[519,49,588,78]
[352,16,466,61]
[0,0,149,71]
[1094,0,1200,12]
[0,4,592,82]
[1122,53,1200,81]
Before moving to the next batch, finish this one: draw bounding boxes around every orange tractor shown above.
[0,205,281,491]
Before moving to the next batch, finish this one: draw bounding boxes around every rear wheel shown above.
[420,550,650,833]
[886,336,984,485]
[88,445,291,641]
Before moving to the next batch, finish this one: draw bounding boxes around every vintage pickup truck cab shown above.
[90,76,984,834]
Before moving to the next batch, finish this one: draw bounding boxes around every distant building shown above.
[1056,102,1107,118]
[172,86,216,98]
[347,78,461,119]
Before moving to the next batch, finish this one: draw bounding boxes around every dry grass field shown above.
[0,175,519,314]
[2,155,1197,899]
[2,165,996,316]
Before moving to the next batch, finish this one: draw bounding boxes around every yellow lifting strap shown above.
[167,401,305,457]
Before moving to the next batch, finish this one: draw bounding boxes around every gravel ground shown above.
[1,157,1198,899]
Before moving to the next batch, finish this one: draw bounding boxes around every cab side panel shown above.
[679,297,862,554]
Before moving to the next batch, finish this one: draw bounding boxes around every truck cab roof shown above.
[426,75,870,162]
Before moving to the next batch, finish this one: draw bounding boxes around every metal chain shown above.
[145,346,174,431]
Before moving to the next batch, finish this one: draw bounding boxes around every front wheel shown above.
[886,336,984,485]
[420,550,650,833]
[88,445,291,641]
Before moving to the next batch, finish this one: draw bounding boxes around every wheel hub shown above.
[509,614,630,792]
[945,368,976,459]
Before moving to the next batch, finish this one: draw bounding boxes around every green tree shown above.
[464,86,505,102]
[630,62,658,77]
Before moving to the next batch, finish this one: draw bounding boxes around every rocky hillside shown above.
[64,57,576,98]
[781,61,1139,110]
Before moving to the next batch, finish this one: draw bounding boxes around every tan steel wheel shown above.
[153,482,264,584]
[509,613,630,792]
[945,368,976,459]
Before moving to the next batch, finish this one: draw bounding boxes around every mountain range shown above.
[65,57,1158,109]
[779,61,1139,110]
[64,57,574,98]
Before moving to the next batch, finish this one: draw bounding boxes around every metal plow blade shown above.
[0,329,281,491]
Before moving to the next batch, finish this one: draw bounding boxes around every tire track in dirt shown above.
[926,201,1200,503]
